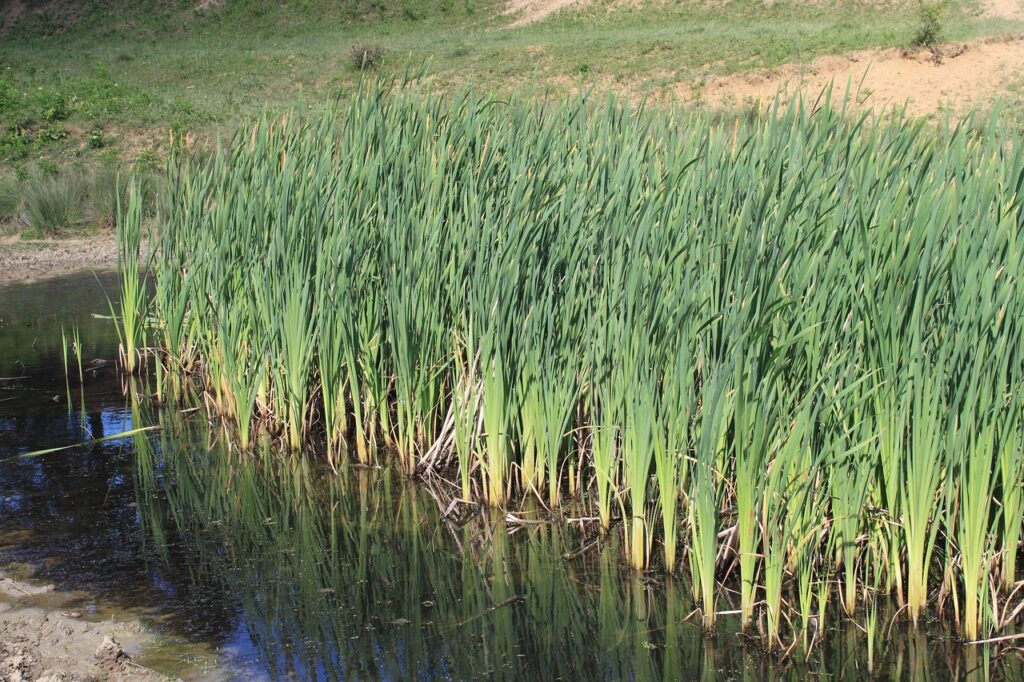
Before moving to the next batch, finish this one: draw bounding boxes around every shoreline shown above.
[0,570,170,682]
[0,234,119,286]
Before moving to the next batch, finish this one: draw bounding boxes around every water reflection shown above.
[0,273,1020,680]
[137,420,703,680]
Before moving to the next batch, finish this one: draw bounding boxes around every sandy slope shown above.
[696,37,1024,117]
[502,0,588,26]
[984,0,1022,18]
[503,0,1024,117]
[689,0,1023,115]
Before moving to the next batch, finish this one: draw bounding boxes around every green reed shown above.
[130,84,1024,646]
[112,178,147,374]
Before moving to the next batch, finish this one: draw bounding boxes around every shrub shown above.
[349,44,386,71]
[912,3,943,48]
[133,147,162,173]
[401,1,425,20]
[88,127,105,149]
[37,122,67,143]
[0,124,31,161]
[34,89,70,122]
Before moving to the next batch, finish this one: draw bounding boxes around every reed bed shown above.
[130,84,1024,647]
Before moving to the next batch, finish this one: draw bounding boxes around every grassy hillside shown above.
[0,0,458,37]
[0,0,1020,236]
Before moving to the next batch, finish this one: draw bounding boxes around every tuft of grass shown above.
[0,179,18,222]
[87,164,127,228]
[18,173,84,235]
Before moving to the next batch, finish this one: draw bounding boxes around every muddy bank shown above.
[0,574,170,682]
[0,235,118,286]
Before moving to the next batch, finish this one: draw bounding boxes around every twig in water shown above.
[506,513,547,526]
[562,538,600,560]
[967,633,1024,646]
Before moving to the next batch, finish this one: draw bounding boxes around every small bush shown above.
[88,127,105,149]
[37,122,67,143]
[402,7,425,20]
[19,174,84,235]
[0,124,31,161]
[349,44,386,71]
[133,147,162,173]
[912,3,943,48]
[34,89,70,122]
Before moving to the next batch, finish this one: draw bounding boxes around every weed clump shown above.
[911,2,943,47]
[349,43,386,71]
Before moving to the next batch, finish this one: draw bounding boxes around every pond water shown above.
[0,272,1015,680]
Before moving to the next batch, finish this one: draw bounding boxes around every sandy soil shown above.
[694,36,1024,117]
[502,0,587,26]
[984,0,1023,18]
[0,574,168,682]
[0,235,118,286]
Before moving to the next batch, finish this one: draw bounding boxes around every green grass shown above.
[0,177,17,220]
[1,162,151,237]
[17,172,85,234]
[0,0,1019,170]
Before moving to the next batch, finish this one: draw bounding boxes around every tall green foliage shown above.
[137,85,1024,644]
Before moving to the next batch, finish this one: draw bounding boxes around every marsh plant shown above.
[112,179,147,373]
[125,84,1024,649]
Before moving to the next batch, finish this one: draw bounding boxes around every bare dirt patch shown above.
[692,35,1024,117]
[502,0,653,25]
[0,574,167,682]
[502,0,589,26]
[194,0,225,12]
[983,0,1022,19]
[0,234,118,286]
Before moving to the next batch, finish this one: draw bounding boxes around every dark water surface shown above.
[0,272,1019,681]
